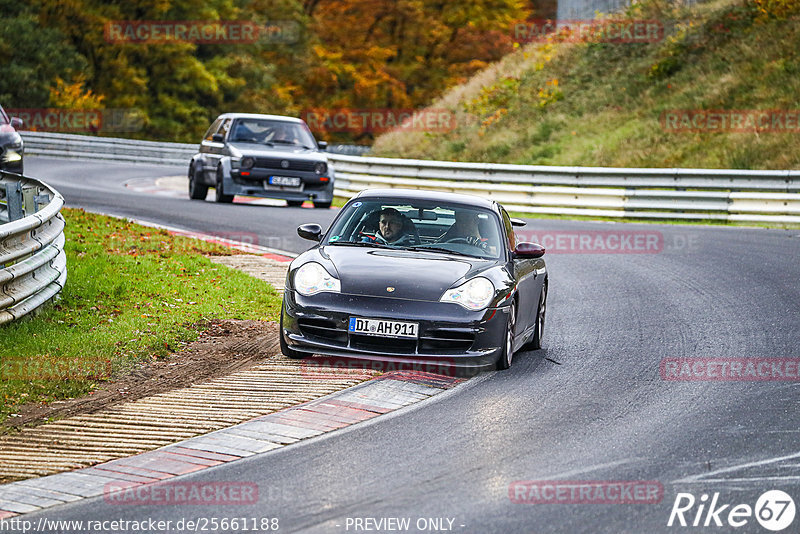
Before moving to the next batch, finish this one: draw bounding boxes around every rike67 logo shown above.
[668,490,795,531]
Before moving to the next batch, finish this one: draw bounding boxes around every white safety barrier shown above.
[0,172,66,324]
[21,131,800,223]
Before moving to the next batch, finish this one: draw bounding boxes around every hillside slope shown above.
[372,0,800,170]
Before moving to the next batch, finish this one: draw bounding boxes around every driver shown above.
[362,208,416,245]
[272,123,299,144]
[441,210,489,249]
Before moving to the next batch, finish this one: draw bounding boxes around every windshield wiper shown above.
[328,240,392,249]
[403,245,473,257]
[271,139,302,146]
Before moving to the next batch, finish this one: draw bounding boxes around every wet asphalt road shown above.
[15,157,800,533]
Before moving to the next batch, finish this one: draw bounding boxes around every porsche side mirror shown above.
[510,218,526,227]
[211,133,225,143]
[10,117,23,130]
[514,242,545,258]
[317,141,328,151]
[298,223,323,242]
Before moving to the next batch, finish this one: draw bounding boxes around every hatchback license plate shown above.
[268,176,302,187]
[348,318,418,339]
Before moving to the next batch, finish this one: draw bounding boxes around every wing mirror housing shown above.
[298,223,323,242]
[317,140,328,151]
[10,117,23,130]
[211,133,225,143]
[514,242,545,258]
[510,218,526,227]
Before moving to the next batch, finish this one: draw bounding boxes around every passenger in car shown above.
[441,211,489,250]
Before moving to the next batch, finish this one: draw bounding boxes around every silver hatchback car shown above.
[189,113,334,208]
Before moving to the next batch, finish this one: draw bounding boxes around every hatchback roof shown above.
[215,113,305,124]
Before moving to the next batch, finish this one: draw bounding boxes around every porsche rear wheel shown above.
[530,283,547,350]
[496,301,516,370]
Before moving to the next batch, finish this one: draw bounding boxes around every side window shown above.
[501,208,516,251]
[203,118,222,141]
[217,119,232,139]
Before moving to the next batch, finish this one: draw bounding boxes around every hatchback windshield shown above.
[229,119,316,148]
[326,199,504,259]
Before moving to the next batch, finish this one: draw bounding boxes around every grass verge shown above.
[371,0,800,171]
[0,208,282,427]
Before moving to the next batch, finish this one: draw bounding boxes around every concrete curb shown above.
[0,371,462,517]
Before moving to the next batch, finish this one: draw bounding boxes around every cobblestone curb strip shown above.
[0,371,462,517]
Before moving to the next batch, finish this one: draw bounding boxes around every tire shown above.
[313,201,332,209]
[214,167,234,203]
[496,300,516,370]
[279,311,310,359]
[286,200,305,207]
[188,164,208,200]
[529,283,547,350]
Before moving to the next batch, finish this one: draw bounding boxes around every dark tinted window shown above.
[500,207,516,251]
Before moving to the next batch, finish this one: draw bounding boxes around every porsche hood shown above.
[321,246,481,301]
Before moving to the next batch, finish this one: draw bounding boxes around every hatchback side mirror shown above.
[211,133,225,143]
[317,141,328,151]
[514,242,545,258]
[10,117,23,130]
[297,223,323,242]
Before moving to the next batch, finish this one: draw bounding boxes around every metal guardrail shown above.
[0,171,67,325]
[21,131,800,223]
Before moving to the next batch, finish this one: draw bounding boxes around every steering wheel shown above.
[443,237,473,245]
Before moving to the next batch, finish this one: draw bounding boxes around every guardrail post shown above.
[33,193,51,213]
[22,185,37,216]
[4,181,23,221]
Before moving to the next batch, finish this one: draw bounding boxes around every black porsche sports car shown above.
[280,189,548,372]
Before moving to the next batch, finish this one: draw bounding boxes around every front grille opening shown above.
[349,334,417,354]
[419,328,475,352]
[254,158,317,172]
[298,318,346,344]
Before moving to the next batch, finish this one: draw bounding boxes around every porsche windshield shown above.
[326,199,503,259]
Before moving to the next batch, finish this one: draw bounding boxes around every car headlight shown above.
[440,277,495,311]
[314,162,327,175]
[241,157,255,169]
[294,262,341,296]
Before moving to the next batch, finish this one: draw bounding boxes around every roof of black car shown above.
[215,113,305,123]
[354,188,498,210]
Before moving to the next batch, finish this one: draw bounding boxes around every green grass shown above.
[0,209,282,426]
[371,0,800,171]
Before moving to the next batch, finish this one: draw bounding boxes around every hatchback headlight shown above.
[440,277,495,310]
[241,157,255,169]
[314,162,327,175]
[294,262,341,296]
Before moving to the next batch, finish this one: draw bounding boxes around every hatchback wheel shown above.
[215,167,234,203]
[188,164,208,200]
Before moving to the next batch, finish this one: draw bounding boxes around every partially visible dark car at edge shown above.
[0,106,24,174]
[189,113,334,208]
[280,189,548,374]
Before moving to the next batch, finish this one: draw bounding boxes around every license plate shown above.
[348,317,418,339]
[268,176,302,187]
